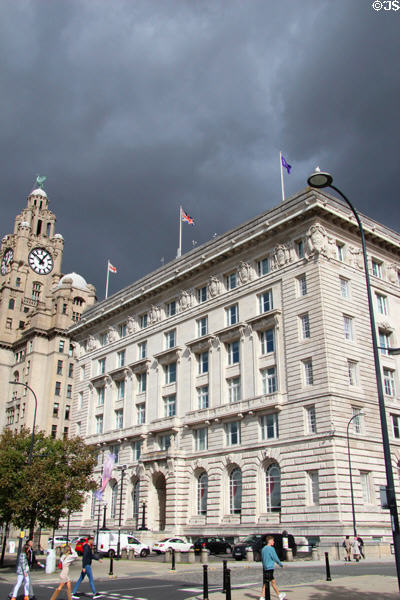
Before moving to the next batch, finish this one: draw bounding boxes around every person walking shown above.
[352,537,361,562]
[357,536,365,559]
[71,536,102,599]
[9,543,31,600]
[343,535,352,562]
[50,544,78,600]
[260,535,286,600]
[27,538,44,599]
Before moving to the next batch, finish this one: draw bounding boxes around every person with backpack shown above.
[71,536,102,599]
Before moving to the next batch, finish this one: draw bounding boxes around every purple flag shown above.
[281,155,292,174]
[95,452,116,501]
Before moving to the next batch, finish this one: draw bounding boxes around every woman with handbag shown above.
[50,544,78,600]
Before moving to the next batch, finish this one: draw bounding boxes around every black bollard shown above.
[325,551,332,581]
[171,548,175,571]
[222,559,227,592]
[203,564,209,600]
[109,556,114,576]
[225,567,231,600]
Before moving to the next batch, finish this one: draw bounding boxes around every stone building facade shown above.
[69,187,400,546]
[0,184,96,438]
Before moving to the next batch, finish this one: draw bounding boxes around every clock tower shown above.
[0,181,96,437]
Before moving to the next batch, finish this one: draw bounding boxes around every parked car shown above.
[232,533,296,562]
[74,536,90,555]
[96,531,150,557]
[152,538,193,554]
[193,537,232,555]
[47,536,70,548]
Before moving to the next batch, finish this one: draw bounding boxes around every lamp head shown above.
[307,167,333,189]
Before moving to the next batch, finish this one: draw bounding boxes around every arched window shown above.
[229,468,242,514]
[266,463,281,512]
[110,481,118,519]
[32,282,41,301]
[73,297,85,306]
[132,480,140,519]
[13,371,19,382]
[197,472,208,515]
[90,492,97,519]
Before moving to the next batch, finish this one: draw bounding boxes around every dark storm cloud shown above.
[0,0,398,298]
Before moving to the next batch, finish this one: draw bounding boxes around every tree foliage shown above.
[0,427,97,533]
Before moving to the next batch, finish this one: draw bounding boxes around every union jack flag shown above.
[181,208,194,225]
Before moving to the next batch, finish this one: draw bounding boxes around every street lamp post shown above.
[308,170,400,590]
[116,465,127,559]
[9,381,38,465]
[347,413,364,538]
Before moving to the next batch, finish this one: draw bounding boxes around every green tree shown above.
[0,428,97,538]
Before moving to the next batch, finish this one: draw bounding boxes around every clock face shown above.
[28,247,54,275]
[1,248,13,275]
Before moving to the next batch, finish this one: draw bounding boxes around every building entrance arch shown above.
[152,472,166,531]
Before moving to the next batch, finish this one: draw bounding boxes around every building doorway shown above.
[152,472,166,531]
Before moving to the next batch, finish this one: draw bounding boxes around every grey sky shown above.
[0,0,398,298]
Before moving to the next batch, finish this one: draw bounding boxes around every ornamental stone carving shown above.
[107,326,118,343]
[86,335,98,352]
[387,263,399,284]
[207,275,221,298]
[272,244,291,269]
[179,289,194,311]
[347,246,364,270]
[126,316,136,334]
[238,261,252,285]
[306,223,328,257]
[149,304,161,324]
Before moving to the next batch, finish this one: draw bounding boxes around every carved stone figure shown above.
[126,316,136,334]
[149,304,161,324]
[107,326,118,342]
[306,223,328,257]
[387,263,399,284]
[347,246,364,270]
[179,289,193,311]
[207,275,221,298]
[272,244,290,269]
[86,335,98,351]
[238,261,252,284]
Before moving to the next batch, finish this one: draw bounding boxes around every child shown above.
[260,535,286,600]
[50,544,78,600]
[10,543,31,600]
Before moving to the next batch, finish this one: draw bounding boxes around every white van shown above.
[96,531,150,557]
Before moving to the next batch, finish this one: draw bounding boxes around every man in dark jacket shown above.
[71,536,102,599]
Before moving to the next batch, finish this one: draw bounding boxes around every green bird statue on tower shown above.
[36,175,46,188]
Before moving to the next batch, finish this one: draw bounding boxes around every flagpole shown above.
[177,206,182,258]
[280,151,285,202]
[105,260,110,299]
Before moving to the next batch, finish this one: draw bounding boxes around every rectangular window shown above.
[59,340,65,353]
[6,318,12,329]
[383,368,395,396]
[76,421,81,436]
[137,372,147,393]
[260,413,279,440]
[165,362,177,384]
[111,444,120,463]
[227,341,240,365]
[137,403,146,425]
[119,322,127,337]
[260,328,275,354]
[132,440,142,461]
[96,414,103,434]
[262,367,277,394]
[53,402,59,418]
[159,434,171,451]
[228,377,241,403]
[352,406,363,433]
[360,471,372,503]
[257,257,270,276]
[306,406,317,434]
[379,330,391,355]
[117,380,125,400]
[296,239,305,258]
[117,350,126,367]
[78,391,83,410]
[372,259,383,278]
[51,424,57,439]
[68,363,74,378]
[226,304,239,326]
[140,313,148,329]
[166,300,176,317]
[226,421,241,446]
[340,277,350,298]
[348,361,358,386]
[392,415,400,439]
[336,242,345,261]
[165,329,176,349]
[97,387,105,406]
[300,313,310,339]
[100,332,107,346]
[55,382,61,396]
[226,272,237,290]
[98,358,106,375]
[376,293,388,315]
[164,394,176,417]
[115,409,123,429]
[65,405,70,420]
[197,385,209,409]
[197,286,207,303]
[308,471,320,505]
[57,360,63,375]
[343,315,354,341]
[198,351,209,374]
[195,427,208,451]
[303,359,314,385]
[66,384,72,399]
[138,341,147,359]
[197,316,208,337]
[80,365,85,381]
[297,274,307,296]
[259,290,273,313]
